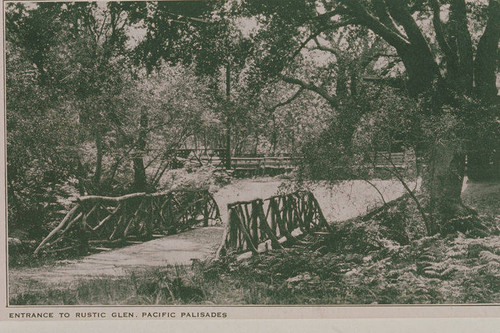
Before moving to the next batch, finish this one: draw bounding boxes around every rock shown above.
[236,252,253,261]
[8,237,22,247]
[286,272,312,284]
[257,240,272,253]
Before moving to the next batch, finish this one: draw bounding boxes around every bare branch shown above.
[312,38,342,57]
[362,179,387,204]
[280,75,338,106]
[269,88,304,113]
[290,19,358,60]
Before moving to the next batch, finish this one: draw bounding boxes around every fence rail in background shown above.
[371,151,407,168]
[217,191,332,257]
[34,189,220,255]
[230,156,297,171]
[172,149,411,172]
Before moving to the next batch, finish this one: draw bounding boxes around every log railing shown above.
[217,191,332,256]
[34,189,220,255]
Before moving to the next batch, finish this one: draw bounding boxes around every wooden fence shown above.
[217,191,332,256]
[173,150,411,173]
[34,189,220,255]
[371,151,407,168]
[230,156,296,171]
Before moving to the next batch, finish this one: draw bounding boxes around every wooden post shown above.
[225,63,232,170]
[228,205,238,250]
[268,200,277,235]
[309,192,334,232]
[203,201,209,227]
[251,201,260,245]
[271,198,293,242]
[233,209,258,254]
[256,200,284,250]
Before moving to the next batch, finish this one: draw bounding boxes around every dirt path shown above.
[9,177,413,299]
[9,227,224,298]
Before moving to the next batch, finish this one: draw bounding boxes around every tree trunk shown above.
[474,0,500,102]
[225,63,232,169]
[271,114,277,155]
[132,108,148,193]
[467,0,500,180]
[339,0,492,235]
[421,140,467,234]
[467,149,494,181]
[133,158,147,192]
[253,133,259,156]
[93,129,103,193]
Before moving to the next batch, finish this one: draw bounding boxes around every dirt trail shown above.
[9,177,412,299]
[9,227,224,297]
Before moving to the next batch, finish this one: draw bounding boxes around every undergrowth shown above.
[11,230,500,305]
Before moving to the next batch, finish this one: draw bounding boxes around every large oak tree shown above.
[236,0,499,234]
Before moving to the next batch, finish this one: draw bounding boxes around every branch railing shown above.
[34,189,220,255]
[217,191,332,256]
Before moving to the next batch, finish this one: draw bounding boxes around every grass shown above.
[10,264,244,305]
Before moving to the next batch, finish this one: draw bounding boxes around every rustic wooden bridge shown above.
[216,191,333,257]
[34,186,333,261]
[34,189,220,255]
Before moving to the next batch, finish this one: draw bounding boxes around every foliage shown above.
[6,5,80,237]
[5,2,230,238]
[160,165,232,193]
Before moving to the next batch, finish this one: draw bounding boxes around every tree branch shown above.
[290,19,357,60]
[371,0,400,34]
[385,0,433,54]
[342,0,439,93]
[474,0,500,100]
[269,88,304,113]
[312,38,342,57]
[429,0,457,66]
[280,75,338,106]
[338,0,410,50]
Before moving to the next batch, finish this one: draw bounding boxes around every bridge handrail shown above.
[34,189,221,255]
[217,191,332,257]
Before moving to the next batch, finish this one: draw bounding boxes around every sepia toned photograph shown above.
[3,0,500,310]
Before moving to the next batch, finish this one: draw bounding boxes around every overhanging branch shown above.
[338,0,410,50]
[269,88,304,113]
[280,75,338,106]
[290,19,358,61]
[312,38,342,57]
[429,0,456,66]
